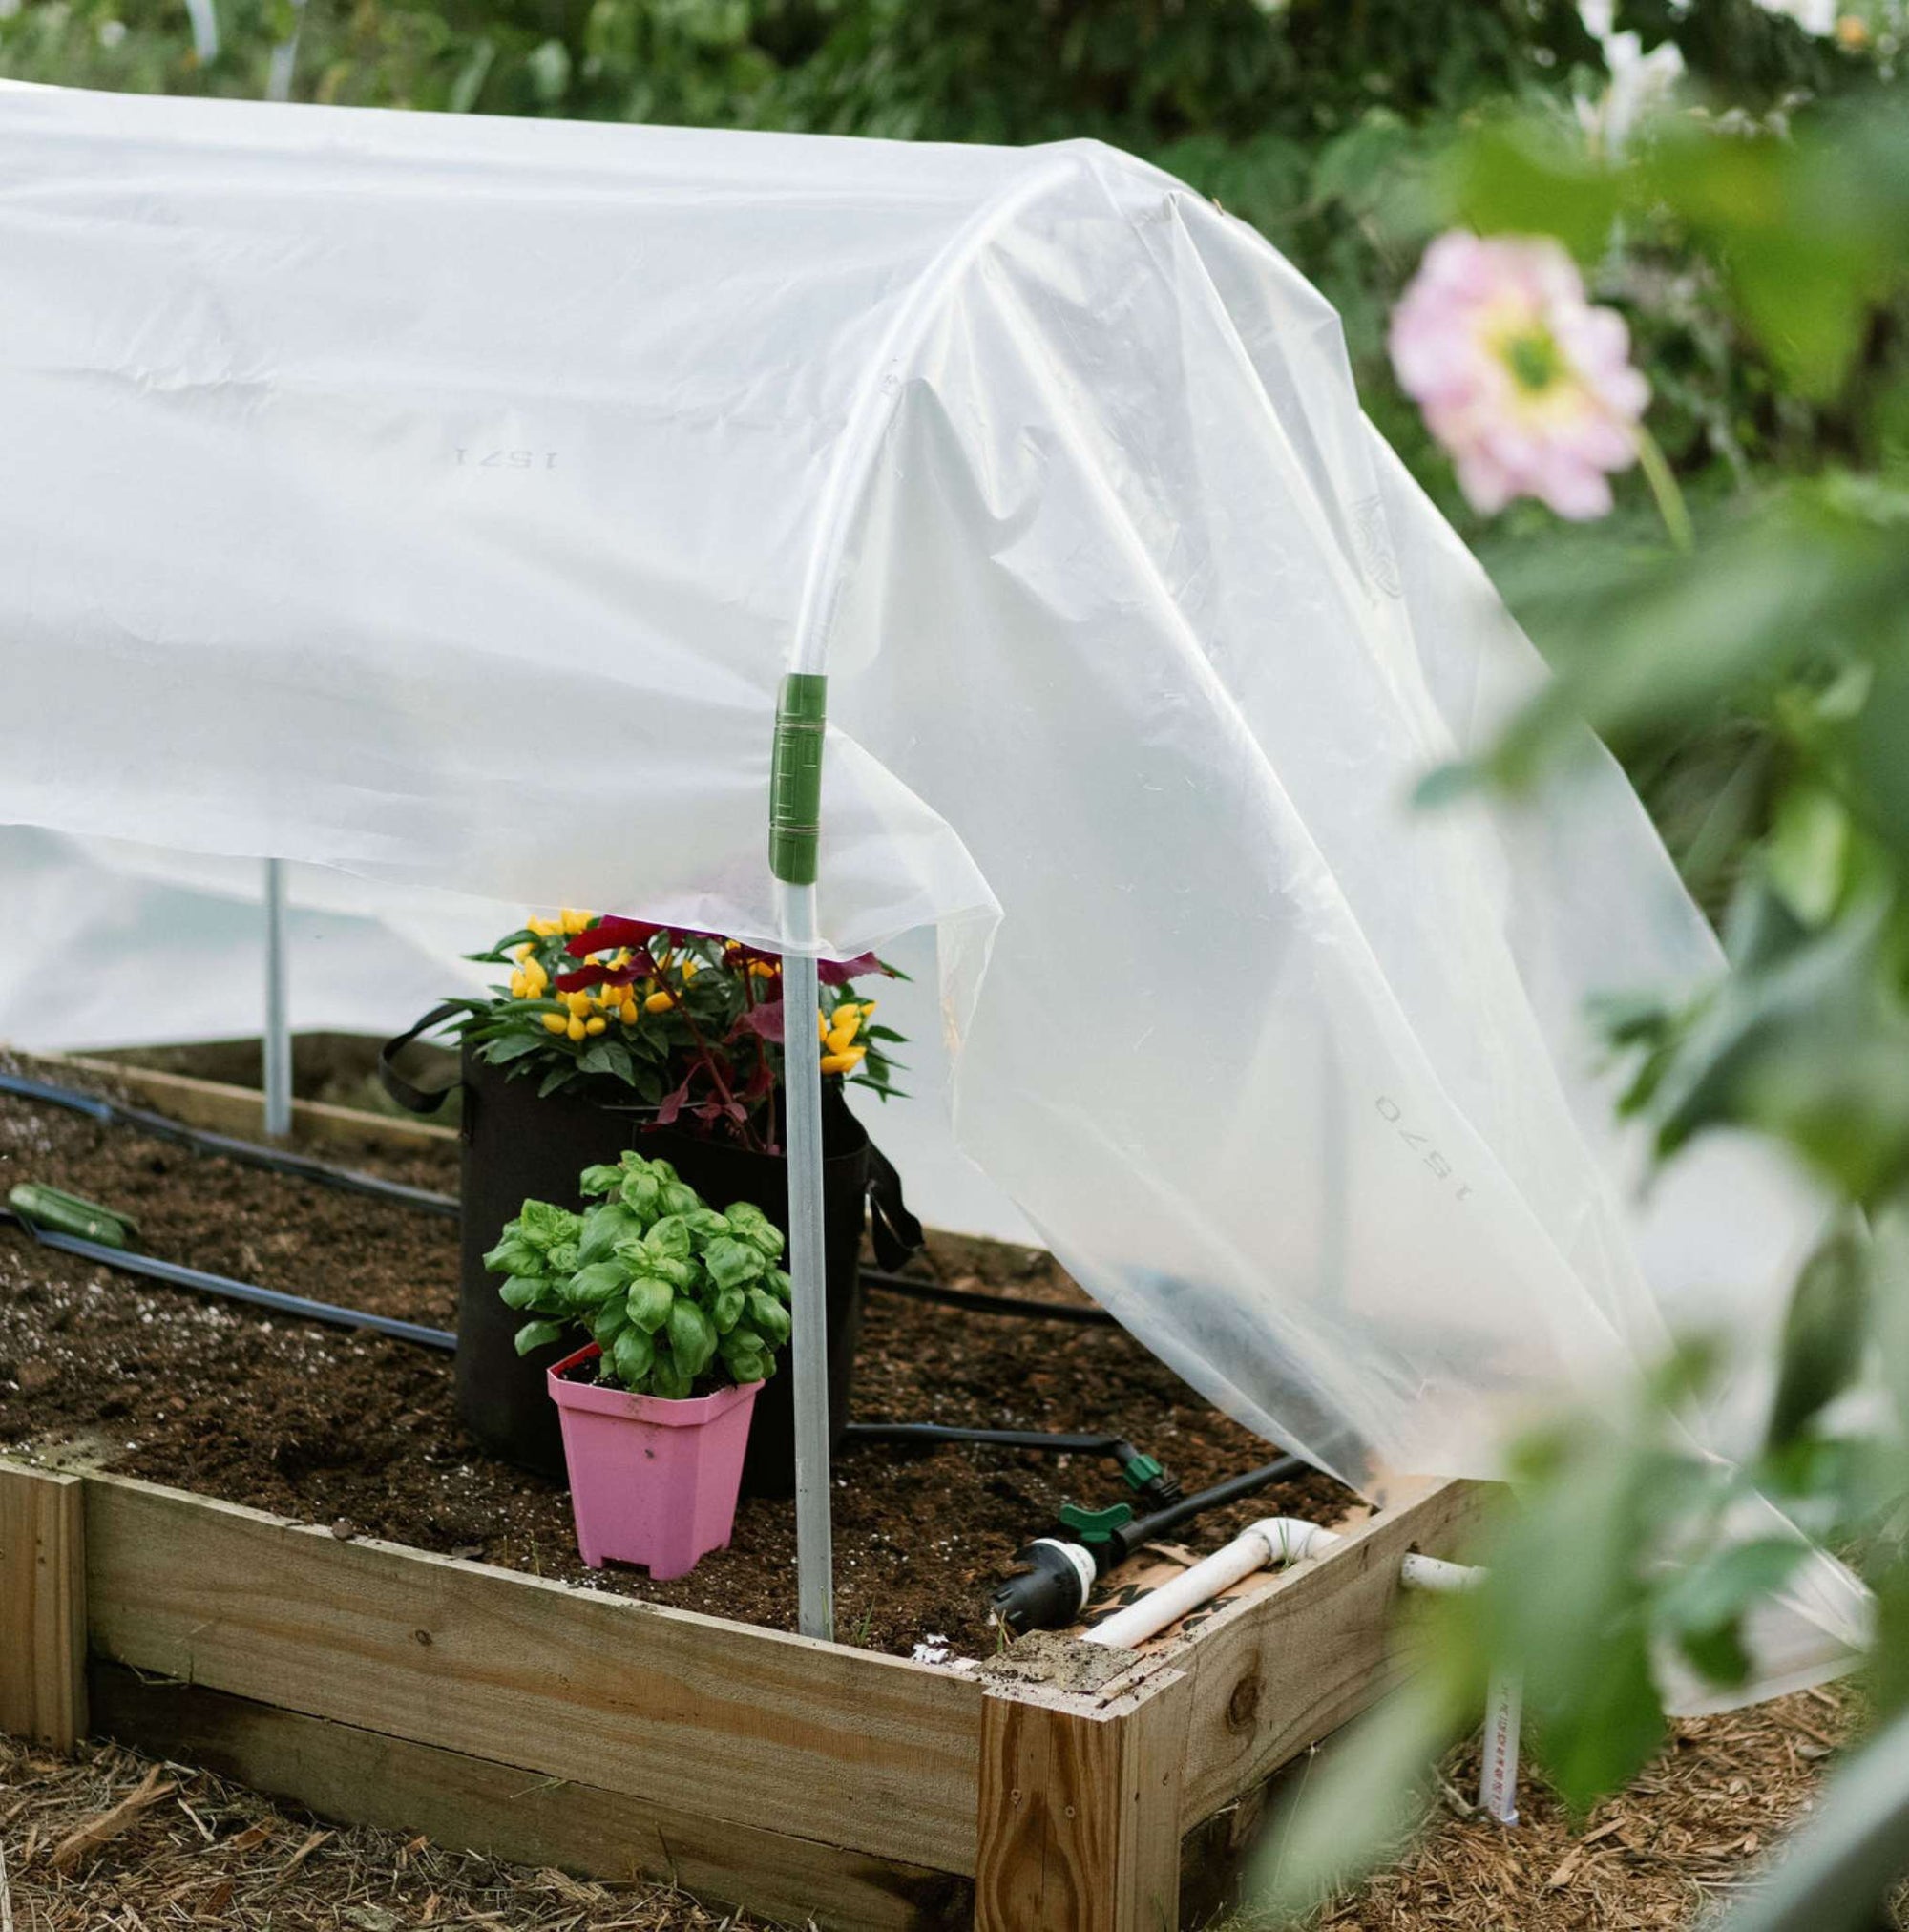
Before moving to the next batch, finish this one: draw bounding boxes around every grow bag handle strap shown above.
[376,1003,466,1116]
[865,1139,925,1270]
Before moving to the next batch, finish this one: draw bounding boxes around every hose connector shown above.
[769,673,828,886]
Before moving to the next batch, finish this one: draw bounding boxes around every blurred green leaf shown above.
[1652,1537,1810,1688]
[1766,785,1852,928]
[1769,1223,1872,1450]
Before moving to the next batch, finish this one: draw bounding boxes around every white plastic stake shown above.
[1479,1666,1522,1824]
[781,923,832,1641]
[262,857,292,1141]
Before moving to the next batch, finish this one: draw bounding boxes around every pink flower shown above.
[1389,233,1649,520]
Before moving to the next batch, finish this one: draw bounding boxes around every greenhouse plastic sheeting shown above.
[0,85,1844,1550]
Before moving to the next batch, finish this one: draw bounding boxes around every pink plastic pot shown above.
[548,1345,763,1578]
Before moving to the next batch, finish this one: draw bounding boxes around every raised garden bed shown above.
[0,1047,1488,1927]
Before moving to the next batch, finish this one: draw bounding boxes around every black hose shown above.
[0,1076,1123,1334]
[845,1421,1128,1455]
[860,1268,1115,1326]
[846,1419,1182,1505]
[0,1070,458,1219]
[0,1207,456,1352]
[1109,1453,1307,1565]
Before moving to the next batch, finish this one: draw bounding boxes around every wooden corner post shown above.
[0,1462,88,1750]
[975,1658,1189,1932]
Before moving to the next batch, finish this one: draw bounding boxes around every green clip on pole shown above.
[771,672,833,1641]
[769,673,828,889]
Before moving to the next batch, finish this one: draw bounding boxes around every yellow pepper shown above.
[817,1010,830,1041]
[585,1015,607,1036]
[512,942,532,962]
[523,956,548,988]
[820,1045,867,1076]
[560,907,592,935]
[645,989,675,1015]
[565,990,594,1018]
[540,1012,568,1035]
[509,971,529,998]
[526,914,559,938]
[619,999,640,1025]
[682,958,700,981]
[566,1016,587,1042]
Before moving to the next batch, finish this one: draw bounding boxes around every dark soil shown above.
[0,1048,1353,1657]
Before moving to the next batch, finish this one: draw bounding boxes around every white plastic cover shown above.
[0,83,1845,1573]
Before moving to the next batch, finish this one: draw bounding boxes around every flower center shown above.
[1501,327,1564,396]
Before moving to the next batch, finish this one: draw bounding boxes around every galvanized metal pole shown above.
[262,858,292,1142]
[771,673,832,1642]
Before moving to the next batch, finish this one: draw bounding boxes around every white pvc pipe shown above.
[1399,1551,1483,1593]
[1083,1517,1341,1649]
[262,857,292,1141]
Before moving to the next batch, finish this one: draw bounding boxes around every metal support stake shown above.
[771,674,832,1642]
[262,858,292,1142]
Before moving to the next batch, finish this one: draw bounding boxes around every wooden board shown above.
[1173,1476,1489,1827]
[0,1462,87,1749]
[47,1052,456,1158]
[93,1663,974,1931]
[975,1669,1188,1932]
[81,1468,984,1874]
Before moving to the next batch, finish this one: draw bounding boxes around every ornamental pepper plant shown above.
[449,909,904,1155]
[485,1151,791,1399]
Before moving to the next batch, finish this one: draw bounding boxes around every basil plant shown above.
[483,1152,790,1398]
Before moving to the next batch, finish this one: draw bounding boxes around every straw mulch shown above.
[0,1686,1884,1930]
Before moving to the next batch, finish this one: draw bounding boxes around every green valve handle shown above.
[1121,1452,1167,1493]
[1058,1501,1134,1544]
[768,672,828,887]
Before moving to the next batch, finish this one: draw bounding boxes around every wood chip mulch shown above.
[1247,1684,1894,1931]
[0,1733,773,1932]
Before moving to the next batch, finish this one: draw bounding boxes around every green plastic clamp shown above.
[1121,1452,1166,1494]
[768,673,828,887]
[1058,1501,1134,1545]
[8,1182,136,1250]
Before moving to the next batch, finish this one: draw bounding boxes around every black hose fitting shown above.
[985,1453,1312,1638]
[988,1537,1098,1637]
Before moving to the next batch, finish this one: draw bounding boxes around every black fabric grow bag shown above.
[383,1024,881,1497]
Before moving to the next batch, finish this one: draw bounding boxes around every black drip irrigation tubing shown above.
[0,1079,1317,1529]
[0,1068,1111,1327]
[845,1422,1141,1456]
[1113,1454,1308,1558]
[0,1070,458,1219]
[860,1269,1116,1326]
[0,1206,456,1352]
